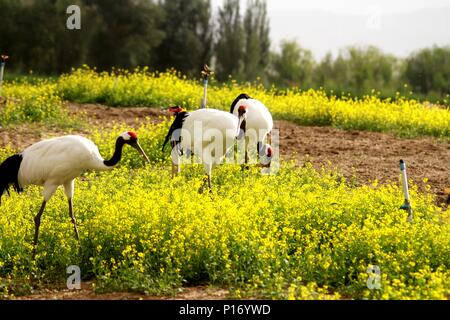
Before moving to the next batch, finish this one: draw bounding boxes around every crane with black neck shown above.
[0,131,149,258]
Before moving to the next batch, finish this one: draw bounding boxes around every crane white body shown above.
[18,135,111,201]
[0,131,148,259]
[179,109,238,174]
[180,109,238,161]
[166,108,240,191]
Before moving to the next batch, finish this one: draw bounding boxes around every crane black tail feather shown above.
[0,154,23,204]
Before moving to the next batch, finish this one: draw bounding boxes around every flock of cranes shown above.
[0,90,274,258]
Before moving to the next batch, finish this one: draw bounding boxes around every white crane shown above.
[230,93,273,166]
[162,106,243,192]
[0,132,149,258]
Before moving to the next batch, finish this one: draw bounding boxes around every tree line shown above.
[272,41,450,101]
[0,0,449,101]
[0,0,269,80]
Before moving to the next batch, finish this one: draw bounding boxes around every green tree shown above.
[242,0,270,82]
[0,0,21,69]
[270,40,315,88]
[403,46,450,96]
[85,0,164,70]
[156,0,213,76]
[0,0,87,74]
[314,52,335,89]
[53,0,88,74]
[215,0,244,81]
[316,46,397,96]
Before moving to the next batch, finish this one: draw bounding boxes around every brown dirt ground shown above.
[0,103,169,149]
[68,103,168,127]
[15,282,229,300]
[277,120,450,206]
[3,102,450,300]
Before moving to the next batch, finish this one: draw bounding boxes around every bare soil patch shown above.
[67,102,168,127]
[277,121,450,206]
[14,282,229,300]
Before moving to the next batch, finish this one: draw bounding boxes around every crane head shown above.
[120,131,150,163]
[168,106,184,115]
[238,105,247,117]
[259,143,273,167]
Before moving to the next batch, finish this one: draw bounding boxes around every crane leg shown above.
[171,142,181,178]
[241,136,249,171]
[245,136,249,165]
[32,201,46,259]
[68,198,80,243]
[208,174,212,193]
[257,141,262,163]
[172,163,181,178]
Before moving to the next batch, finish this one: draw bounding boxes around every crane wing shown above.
[19,135,105,187]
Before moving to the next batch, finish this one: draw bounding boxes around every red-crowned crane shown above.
[0,132,149,258]
[230,93,273,166]
[162,107,243,192]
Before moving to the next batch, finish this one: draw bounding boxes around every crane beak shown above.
[130,141,150,163]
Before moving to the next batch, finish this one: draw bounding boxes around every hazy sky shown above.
[211,0,450,59]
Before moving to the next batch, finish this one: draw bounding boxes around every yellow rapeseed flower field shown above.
[57,67,450,139]
[1,81,67,125]
[0,69,449,299]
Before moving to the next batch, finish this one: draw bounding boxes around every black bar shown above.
[0,300,444,318]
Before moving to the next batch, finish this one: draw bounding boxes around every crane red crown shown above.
[127,131,138,139]
[238,105,247,112]
[168,106,184,114]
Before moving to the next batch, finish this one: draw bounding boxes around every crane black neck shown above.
[103,137,126,167]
